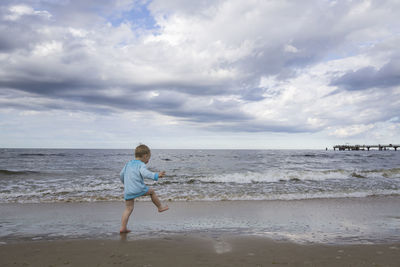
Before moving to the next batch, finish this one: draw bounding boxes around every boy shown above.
[119,144,169,234]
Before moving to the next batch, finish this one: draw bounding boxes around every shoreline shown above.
[2,193,400,203]
[1,235,399,266]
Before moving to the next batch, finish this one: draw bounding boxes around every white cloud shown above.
[32,41,63,56]
[329,124,375,138]
[4,4,52,21]
[284,44,299,53]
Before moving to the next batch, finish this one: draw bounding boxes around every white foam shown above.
[198,169,352,184]
[0,182,122,203]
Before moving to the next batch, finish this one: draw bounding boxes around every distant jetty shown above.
[333,144,399,151]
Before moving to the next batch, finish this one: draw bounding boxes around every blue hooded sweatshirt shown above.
[120,160,159,200]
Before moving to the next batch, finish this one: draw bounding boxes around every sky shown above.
[0,0,399,149]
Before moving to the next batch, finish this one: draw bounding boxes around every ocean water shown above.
[0,149,399,203]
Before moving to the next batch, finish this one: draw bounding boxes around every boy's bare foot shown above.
[119,229,131,234]
[158,205,169,212]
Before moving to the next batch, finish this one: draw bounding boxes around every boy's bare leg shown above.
[120,199,134,233]
[146,188,169,212]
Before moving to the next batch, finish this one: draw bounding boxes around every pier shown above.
[333,144,399,151]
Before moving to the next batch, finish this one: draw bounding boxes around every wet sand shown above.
[1,197,400,244]
[1,235,399,266]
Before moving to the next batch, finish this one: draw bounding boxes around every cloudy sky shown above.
[1,0,399,149]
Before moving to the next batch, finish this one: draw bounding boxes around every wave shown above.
[0,183,123,203]
[1,189,398,203]
[290,153,333,158]
[192,168,400,184]
[18,153,66,157]
[0,169,39,176]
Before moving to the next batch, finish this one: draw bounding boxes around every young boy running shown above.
[119,144,169,233]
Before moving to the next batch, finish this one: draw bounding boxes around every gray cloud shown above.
[331,58,400,91]
[209,122,319,134]
[0,11,47,52]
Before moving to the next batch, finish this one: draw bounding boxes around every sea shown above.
[0,148,399,203]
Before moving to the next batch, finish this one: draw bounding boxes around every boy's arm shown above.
[139,164,159,181]
[119,165,126,184]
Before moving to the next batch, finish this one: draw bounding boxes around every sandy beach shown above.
[1,235,399,266]
[1,197,400,266]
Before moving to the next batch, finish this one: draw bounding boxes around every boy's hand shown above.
[158,171,166,178]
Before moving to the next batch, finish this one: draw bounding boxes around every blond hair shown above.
[135,144,151,158]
